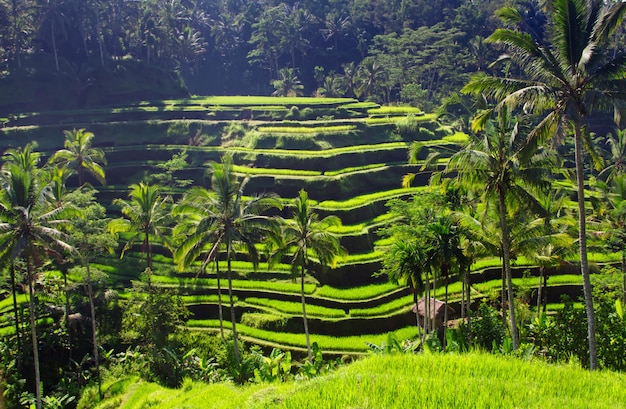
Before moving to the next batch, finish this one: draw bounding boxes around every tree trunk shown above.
[573,122,597,370]
[466,264,471,334]
[145,232,152,289]
[215,260,225,344]
[226,242,240,364]
[422,271,430,346]
[86,261,101,399]
[10,261,21,368]
[51,21,59,72]
[461,274,465,319]
[62,265,71,367]
[413,289,423,351]
[537,266,544,312]
[444,276,449,349]
[301,264,312,362]
[26,256,42,409]
[622,250,626,305]
[499,187,519,350]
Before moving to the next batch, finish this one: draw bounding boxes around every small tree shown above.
[268,190,345,362]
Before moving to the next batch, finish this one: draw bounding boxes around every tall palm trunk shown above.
[622,250,626,305]
[537,266,545,312]
[444,268,449,349]
[466,264,472,334]
[61,265,71,367]
[10,261,21,368]
[85,260,101,399]
[144,232,152,288]
[226,242,240,364]
[499,187,519,350]
[215,260,225,343]
[300,263,312,362]
[26,255,42,409]
[573,122,597,369]
[51,21,59,72]
[413,289,422,349]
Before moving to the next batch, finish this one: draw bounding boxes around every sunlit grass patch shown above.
[231,165,321,176]
[365,113,437,124]
[256,125,357,134]
[150,275,316,294]
[368,106,423,115]
[243,298,347,318]
[315,283,401,300]
[350,294,414,317]
[317,187,425,210]
[188,320,417,352]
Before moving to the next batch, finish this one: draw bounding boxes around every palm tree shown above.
[0,157,73,409]
[443,108,554,350]
[173,187,227,343]
[383,240,427,344]
[268,190,345,362]
[108,183,171,281]
[462,0,626,368]
[271,67,304,97]
[425,215,466,337]
[48,128,107,186]
[206,154,281,364]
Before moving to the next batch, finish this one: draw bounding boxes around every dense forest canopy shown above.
[0,0,510,112]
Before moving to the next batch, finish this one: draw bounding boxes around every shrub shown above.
[285,106,300,120]
[394,115,419,138]
[460,303,506,350]
[241,313,289,331]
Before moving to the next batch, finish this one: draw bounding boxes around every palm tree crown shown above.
[48,128,107,186]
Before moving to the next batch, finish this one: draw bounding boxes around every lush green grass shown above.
[323,163,387,176]
[317,187,425,210]
[227,142,409,157]
[187,321,417,352]
[256,125,357,134]
[90,352,626,409]
[162,96,359,106]
[315,283,401,300]
[150,275,317,295]
[368,106,423,115]
[365,113,437,124]
[243,297,347,318]
[350,294,414,317]
[231,165,322,176]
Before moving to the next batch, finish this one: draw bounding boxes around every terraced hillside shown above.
[0,96,598,354]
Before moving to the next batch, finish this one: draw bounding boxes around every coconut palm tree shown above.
[108,183,172,280]
[0,156,73,409]
[462,0,626,368]
[173,187,228,343]
[425,215,466,337]
[383,240,427,344]
[268,190,345,362]
[205,154,281,364]
[443,108,554,350]
[48,128,107,186]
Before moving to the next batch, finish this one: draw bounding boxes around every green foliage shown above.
[241,313,289,331]
[460,303,506,350]
[252,348,293,383]
[121,287,190,348]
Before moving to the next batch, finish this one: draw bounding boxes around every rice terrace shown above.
[3,0,626,408]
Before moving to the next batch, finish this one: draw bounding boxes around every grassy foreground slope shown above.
[88,353,626,409]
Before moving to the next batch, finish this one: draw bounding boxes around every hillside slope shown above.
[83,353,626,409]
